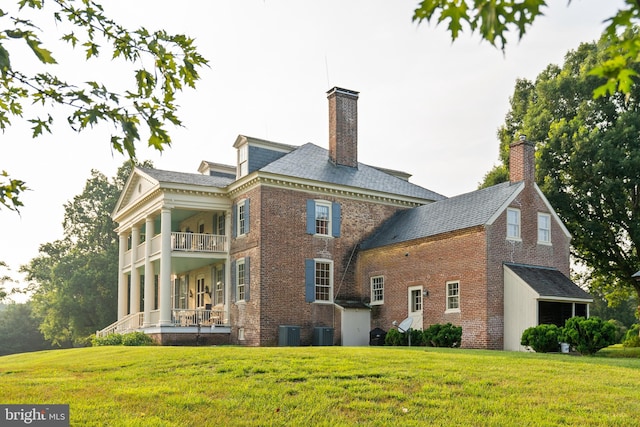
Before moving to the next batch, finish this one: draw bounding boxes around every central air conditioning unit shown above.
[278,325,300,346]
[313,327,334,346]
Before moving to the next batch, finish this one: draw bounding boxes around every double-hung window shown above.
[231,257,250,303]
[306,200,341,237]
[538,212,551,244]
[370,276,384,305]
[236,259,246,302]
[446,281,460,312]
[506,208,521,240]
[234,199,250,237]
[305,259,333,303]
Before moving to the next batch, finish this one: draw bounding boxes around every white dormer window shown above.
[238,145,248,177]
[507,208,521,240]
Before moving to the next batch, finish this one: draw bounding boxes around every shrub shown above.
[520,324,561,353]
[423,323,462,348]
[122,332,154,346]
[92,333,123,346]
[384,328,405,346]
[623,324,640,348]
[563,316,617,355]
[91,332,154,347]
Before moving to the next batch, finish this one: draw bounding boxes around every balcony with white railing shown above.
[171,232,228,253]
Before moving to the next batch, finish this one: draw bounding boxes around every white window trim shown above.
[445,280,460,313]
[314,200,332,237]
[370,276,384,305]
[314,259,334,304]
[238,145,248,177]
[236,258,246,303]
[506,207,521,241]
[537,212,552,245]
[237,199,247,237]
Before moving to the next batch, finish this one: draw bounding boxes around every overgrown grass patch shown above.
[1,346,639,426]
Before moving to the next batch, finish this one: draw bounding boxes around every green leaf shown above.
[25,36,57,64]
[0,44,11,74]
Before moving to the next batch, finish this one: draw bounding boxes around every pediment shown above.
[112,169,158,217]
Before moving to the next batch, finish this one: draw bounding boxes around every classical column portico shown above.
[129,225,141,315]
[159,208,172,325]
[117,233,128,320]
[143,216,155,327]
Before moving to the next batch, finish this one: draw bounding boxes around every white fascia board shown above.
[533,183,572,239]
[486,182,525,226]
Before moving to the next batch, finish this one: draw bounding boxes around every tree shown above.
[482,39,640,319]
[413,1,640,97]
[0,1,208,211]
[22,161,148,346]
[0,302,52,356]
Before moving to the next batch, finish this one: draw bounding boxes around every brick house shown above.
[103,87,591,350]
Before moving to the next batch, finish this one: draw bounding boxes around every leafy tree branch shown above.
[0,0,208,211]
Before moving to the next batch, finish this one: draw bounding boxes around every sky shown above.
[0,0,626,300]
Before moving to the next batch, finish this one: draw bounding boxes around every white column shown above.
[143,216,155,326]
[224,209,232,325]
[117,233,128,320]
[159,208,172,325]
[129,226,141,314]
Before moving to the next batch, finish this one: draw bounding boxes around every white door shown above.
[408,286,423,330]
[341,308,371,346]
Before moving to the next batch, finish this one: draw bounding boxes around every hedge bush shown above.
[384,323,462,347]
[563,316,617,355]
[423,323,462,348]
[92,332,154,347]
[520,324,561,353]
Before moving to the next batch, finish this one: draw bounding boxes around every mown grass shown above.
[1,346,639,426]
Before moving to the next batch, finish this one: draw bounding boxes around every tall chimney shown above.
[327,87,359,168]
[509,135,536,183]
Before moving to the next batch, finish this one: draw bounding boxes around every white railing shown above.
[172,308,226,326]
[171,232,227,252]
[96,312,144,337]
[96,309,227,337]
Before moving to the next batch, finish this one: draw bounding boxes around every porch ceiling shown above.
[171,255,223,275]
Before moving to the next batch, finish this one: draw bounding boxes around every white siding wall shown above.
[503,266,540,351]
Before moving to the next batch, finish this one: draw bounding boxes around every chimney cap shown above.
[519,134,526,141]
[327,87,359,98]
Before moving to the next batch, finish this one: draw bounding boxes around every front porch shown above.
[97,308,231,345]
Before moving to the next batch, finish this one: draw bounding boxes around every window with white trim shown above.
[214,265,224,305]
[507,208,521,240]
[238,145,248,177]
[538,212,551,244]
[370,276,384,305]
[236,259,246,302]
[235,199,249,237]
[446,281,460,312]
[315,202,331,235]
[196,275,206,308]
[315,261,332,301]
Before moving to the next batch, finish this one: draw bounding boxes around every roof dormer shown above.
[232,135,296,179]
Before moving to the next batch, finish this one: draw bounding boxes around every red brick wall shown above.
[357,183,571,350]
[231,183,406,346]
[485,184,570,348]
[357,227,489,348]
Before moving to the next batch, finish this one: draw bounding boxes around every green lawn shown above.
[1,346,639,426]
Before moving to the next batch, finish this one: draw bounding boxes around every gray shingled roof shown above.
[139,167,234,188]
[259,143,445,201]
[505,263,592,300]
[360,181,523,249]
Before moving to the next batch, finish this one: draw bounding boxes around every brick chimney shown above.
[509,135,536,183]
[327,87,359,168]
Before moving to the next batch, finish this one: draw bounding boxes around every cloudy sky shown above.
[0,0,625,298]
